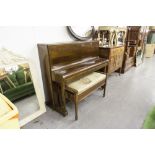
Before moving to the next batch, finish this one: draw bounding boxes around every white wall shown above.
[0,26,72,101]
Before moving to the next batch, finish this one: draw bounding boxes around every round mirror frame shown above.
[67,26,95,41]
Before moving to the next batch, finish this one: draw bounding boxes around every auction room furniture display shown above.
[121,26,146,73]
[145,28,155,58]
[0,93,19,129]
[99,46,125,74]
[38,41,108,117]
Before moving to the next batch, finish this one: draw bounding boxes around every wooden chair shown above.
[65,72,107,120]
[0,74,16,94]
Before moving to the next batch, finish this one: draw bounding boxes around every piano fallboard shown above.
[52,57,108,83]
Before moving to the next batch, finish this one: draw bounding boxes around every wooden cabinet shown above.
[121,26,147,72]
[99,46,125,74]
[121,26,140,73]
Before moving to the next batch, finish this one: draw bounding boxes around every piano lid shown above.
[52,57,108,79]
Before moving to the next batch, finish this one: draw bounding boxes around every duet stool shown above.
[65,72,107,120]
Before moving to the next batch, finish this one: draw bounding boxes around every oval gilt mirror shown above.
[67,26,95,41]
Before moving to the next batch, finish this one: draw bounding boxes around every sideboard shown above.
[99,45,125,74]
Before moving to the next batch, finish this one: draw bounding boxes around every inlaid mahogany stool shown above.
[65,72,107,120]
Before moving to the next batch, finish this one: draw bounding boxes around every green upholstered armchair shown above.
[0,66,35,102]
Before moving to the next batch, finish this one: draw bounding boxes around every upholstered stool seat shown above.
[66,72,107,120]
[67,72,106,94]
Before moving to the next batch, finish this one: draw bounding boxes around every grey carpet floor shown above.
[15,95,39,120]
[23,56,155,129]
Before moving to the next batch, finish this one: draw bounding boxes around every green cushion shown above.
[8,72,19,86]
[16,67,25,85]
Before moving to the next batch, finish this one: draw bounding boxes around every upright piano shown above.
[38,41,108,116]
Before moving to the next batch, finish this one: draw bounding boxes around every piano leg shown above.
[60,81,68,116]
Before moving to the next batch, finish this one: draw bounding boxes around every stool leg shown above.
[75,101,78,120]
[103,85,106,97]
[103,64,108,97]
[103,83,107,98]
[74,95,78,120]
